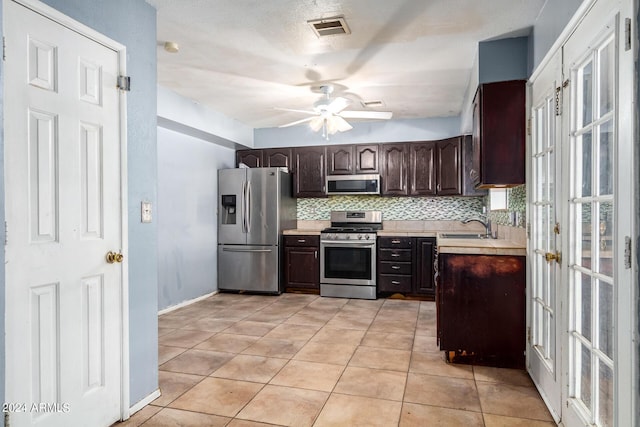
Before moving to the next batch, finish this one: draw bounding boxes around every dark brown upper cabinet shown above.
[236,149,263,168]
[264,148,292,169]
[293,146,327,198]
[436,138,462,195]
[408,142,436,196]
[326,145,354,175]
[355,144,379,174]
[472,80,526,188]
[380,143,409,196]
[408,138,461,196]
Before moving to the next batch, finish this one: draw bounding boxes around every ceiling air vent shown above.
[308,16,351,38]
[361,100,385,108]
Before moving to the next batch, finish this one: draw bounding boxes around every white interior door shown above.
[562,0,634,425]
[4,1,125,426]
[527,49,562,422]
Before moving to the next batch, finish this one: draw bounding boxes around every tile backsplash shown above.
[488,185,526,228]
[297,195,485,221]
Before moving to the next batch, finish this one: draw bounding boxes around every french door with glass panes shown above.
[528,48,562,422]
[527,0,635,425]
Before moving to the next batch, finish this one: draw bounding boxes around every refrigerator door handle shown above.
[247,180,252,232]
[241,180,248,233]
[222,247,273,253]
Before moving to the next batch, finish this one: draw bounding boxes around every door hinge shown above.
[625,18,631,51]
[4,221,7,245]
[527,117,532,136]
[117,75,131,92]
[624,236,632,269]
[527,326,532,345]
[526,222,531,238]
[2,36,6,61]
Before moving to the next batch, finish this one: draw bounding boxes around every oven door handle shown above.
[320,240,376,248]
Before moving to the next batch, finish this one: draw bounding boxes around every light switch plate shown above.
[141,201,152,223]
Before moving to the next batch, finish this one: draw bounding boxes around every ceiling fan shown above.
[276,85,393,140]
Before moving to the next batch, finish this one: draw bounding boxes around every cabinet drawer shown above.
[284,235,319,247]
[378,236,412,248]
[378,248,412,262]
[379,261,412,275]
[377,274,412,293]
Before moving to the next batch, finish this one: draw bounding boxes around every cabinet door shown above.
[264,148,292,169]
[472,80,526,187]
[408,142,436,196]
[380,143,408,196]
[461,135,487,196]
[284,246,319,291]
[355,144,379,174]
[436,138,462,195]
[414,238,436,296]
[236,149,263,168]
[293,146,326,197]
[326,145,354,175]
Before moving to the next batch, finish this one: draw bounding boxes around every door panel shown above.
[218,245,279,293]
[5,1,123,425]
[528,48,562,421]
[218,168,247,245]
[246,168,279,245]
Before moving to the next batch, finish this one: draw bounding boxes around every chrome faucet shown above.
[461,218,494,238]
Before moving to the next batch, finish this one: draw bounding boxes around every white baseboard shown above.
[158,291,218,315]
[128,388,161,416]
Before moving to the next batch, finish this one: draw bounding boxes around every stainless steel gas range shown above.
[320,211,382,300]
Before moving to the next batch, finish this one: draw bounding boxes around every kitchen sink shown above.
[439,233,487,239]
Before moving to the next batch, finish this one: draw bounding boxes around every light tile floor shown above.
[116,293,556,427]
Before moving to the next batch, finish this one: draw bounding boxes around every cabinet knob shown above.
[298,239,306,243]
[391,240,401,244]
[391,265,401,270]
[391,253,400,257]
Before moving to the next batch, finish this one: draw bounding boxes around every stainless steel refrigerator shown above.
[217,167,296,293]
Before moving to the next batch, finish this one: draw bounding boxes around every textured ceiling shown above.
[148,0,545,129]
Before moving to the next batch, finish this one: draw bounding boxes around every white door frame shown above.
[5,0,130,420]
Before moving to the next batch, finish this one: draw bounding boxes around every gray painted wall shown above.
[531,0,583,69]
[0,0,158,410]
[0,4,5,423]
[157,127,235,310]
[478,37,529,83]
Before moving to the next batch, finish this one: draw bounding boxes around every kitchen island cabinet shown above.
[437,253,525,368]
[283,235,320,293]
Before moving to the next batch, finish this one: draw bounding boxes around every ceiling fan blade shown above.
[309,116,325,132]
[274,107,318,116]
[278,117,315,128]
[331,116,353,133]
[338,110,393,120]
[326,97,350,114]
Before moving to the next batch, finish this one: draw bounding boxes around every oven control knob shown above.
[365,234,370,240]
[358,234,363,240]
[345,235,350,239]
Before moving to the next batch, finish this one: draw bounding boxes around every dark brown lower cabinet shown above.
[377,236,436,298]
[283,235,319,293]
[437,253,525,368]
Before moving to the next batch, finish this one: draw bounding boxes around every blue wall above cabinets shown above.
[478,37,530,83]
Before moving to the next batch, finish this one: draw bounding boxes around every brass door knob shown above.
[106,251,124,264]
[544,251,561,263]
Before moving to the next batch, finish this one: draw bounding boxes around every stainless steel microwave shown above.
[326,174,380,195]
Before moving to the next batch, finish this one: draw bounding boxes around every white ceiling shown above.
[148,0,545,130]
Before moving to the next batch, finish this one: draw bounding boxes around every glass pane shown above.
[581,61,594,127]
[548,151,555,201]
[536,107,544,153]
[578,340,593,410]
[599,39,615,117]
[578,203,592,268]
[580,132,593,197]
[598,202,613,276]
[598,280,613,358]
[599,120,613,196]
[579,273,592,341]
[598,360,614,426]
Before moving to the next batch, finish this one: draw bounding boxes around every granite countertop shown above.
[283,228,525,256]
[436,234,526,256]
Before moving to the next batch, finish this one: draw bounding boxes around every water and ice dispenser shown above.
[221,194,237,224]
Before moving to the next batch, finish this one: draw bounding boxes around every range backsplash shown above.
[297,195,485,221]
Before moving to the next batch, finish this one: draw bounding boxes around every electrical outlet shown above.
[141,201,152,223]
